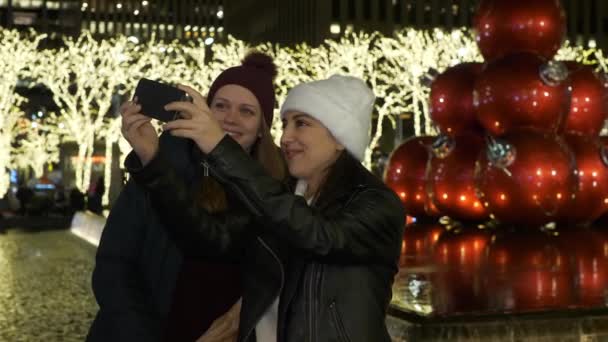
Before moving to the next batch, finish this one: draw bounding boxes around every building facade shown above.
[1,1,606,48]
[0,0,226,42]
[225,0,608,48]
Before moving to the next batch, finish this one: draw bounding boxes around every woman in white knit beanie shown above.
[124,74,405,341]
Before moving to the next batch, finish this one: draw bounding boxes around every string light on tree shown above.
[0,29,45,196]
[12,115,61,178]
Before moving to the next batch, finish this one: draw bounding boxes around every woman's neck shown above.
[303,171,326,201]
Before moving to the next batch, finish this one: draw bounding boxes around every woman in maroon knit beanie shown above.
[163,52,287,342]
[88,51,286,342]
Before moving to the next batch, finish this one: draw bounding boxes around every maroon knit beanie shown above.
[206,51,277,126]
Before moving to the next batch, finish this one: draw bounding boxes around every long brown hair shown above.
[196,117,287,213]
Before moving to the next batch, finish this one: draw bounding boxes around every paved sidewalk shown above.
[0,228,97,341]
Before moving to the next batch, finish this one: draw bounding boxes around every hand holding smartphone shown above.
[133,78,192,122]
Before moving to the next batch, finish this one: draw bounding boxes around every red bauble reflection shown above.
[430,63,483,136]
[432,226,491,314]
[385,136,439,218]
[486,229,573,312]
[557,135,608,225]
[476,130,576,226]
[563,62,608,136]
[428,134,488,222]
[474,0,566,61]
[433,226,490,271]
[474,53,569,136]
[399,223,445,268]
[556,227,608,308]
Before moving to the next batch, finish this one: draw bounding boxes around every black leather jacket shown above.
[129,135,405,342]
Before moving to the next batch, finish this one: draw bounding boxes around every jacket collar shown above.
[287,152,381,210]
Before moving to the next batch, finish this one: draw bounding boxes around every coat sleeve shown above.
[88,180,162,341]
[126,150,255,259]
[206,136,405,264]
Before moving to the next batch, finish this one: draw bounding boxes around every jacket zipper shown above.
[200,160,283,341]
[308,263,324,342]
[242,237,284,342]
[329,301,351,342]
[202,160,210,177]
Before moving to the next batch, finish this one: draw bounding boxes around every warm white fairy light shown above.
[0,103,24,195]
[3,27,605,206]
[0,29,45,196]
[31,33,129,192]
[13,116,61,178]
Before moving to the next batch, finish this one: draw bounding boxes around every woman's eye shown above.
[241,109,254,116]
[295,120,309,127]
[213,103,226,110]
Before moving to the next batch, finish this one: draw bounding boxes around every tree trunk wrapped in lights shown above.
[33,33,132,193]
[0,29,45,197]
[0,99,25,195]
[13,115,61,178]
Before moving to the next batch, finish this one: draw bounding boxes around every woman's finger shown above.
[129,118,152,131]
[177,110,193,120]
[123,113,149,128]
[178,84,207,107]
[124,117,151,133]
[205,321,233,341]
[167,128,198,140]
[120,103,142,117]
[165,101,203,118]
[162,118,199,131]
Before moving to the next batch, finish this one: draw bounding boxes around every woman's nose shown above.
[222,108,238,124]
[280,125,295,145]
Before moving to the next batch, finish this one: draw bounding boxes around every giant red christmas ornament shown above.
[476,130,577,226]
[563,62,608,137]
[474,52,570,136]
[474,0,566,61]
[385,136,439,218]
[557,135,608,225]
[485,229,573,311]
[399,223,445,268]
[430,63,483,136]
[428,134,488,222]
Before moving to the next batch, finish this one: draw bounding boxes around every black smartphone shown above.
[133,78,192,122]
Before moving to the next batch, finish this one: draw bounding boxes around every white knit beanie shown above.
[280,74,375,161]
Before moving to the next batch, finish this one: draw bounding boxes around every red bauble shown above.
[385,136,439,218]
[557,135,608,225]
[474,52,569,136]
[485,229,573,312]
[563,62,608,136]
[399,223,445,268]
[430,63,483,136]
[476,130,577,226]
[432,226,491,314]
[474,0,566,61]
[428,134,488,222]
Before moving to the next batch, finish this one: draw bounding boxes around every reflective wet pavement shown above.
[4,221,608,341]
[386,222,608,341]
[0,228,97,341]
